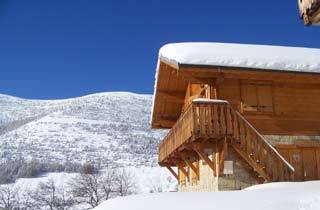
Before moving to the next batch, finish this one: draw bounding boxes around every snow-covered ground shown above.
[6,166,177,195]
[9,172,77,191]
[94,181,320,210]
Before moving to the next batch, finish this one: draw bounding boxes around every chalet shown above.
[151,42,320,191]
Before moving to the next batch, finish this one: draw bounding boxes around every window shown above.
[241,82,273,113]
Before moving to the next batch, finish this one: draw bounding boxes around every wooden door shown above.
[302,149,317,180]
[276,143,320,181]
[289,149,304,181]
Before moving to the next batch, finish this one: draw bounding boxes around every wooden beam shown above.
[180,153,199,179]
[215,149,220,177]
[178,166,189,181]
[230,143,271,181]
[160,59,179,70]
[172,159,190,182]
[230,147,266,184]
[218,139,228,175]
[193,147,216,176]
[178,150,199,158]
[179,65,320,84]
[183,77,218,85]
[156,119,176,128]
[189,142,218,150]
[166,166,179,182]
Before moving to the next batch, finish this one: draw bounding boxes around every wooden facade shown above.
[152,54,320,191]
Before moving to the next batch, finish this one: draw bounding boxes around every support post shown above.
[166,166,179,182]
[180,154,199,180]
[193,146,216,176]
[215,149,220,177]
[218,139,228,175]
[178,166,189,182]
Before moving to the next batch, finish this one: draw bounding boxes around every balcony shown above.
[158,99,232,165]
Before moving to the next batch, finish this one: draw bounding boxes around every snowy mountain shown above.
[0,92,167,167]
[0,92,177,194]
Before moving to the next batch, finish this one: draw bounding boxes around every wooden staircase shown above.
[227,106,295,182]
[159,99,295,182]
[192,100,294,182]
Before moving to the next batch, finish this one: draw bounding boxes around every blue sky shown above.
[0,0,319,99]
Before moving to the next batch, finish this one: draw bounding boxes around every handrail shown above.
[159,99,230,163]
[158,102,195,163]
[233,110,295,172]
[158,100,295,181]
[230,109,295,181]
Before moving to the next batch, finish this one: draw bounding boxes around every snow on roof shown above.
[159,42,320,73]
[192,98,229,104]
[94,181,320,210]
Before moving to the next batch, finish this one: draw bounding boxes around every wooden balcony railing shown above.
[158,99,231,163]
[158,99,295,182]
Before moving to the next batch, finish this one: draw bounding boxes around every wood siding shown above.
[276,142,320,181]
[219,79,320,135]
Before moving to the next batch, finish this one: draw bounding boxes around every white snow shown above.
[3,167,177,195]
[4,172,78,192]
[94,181,320,210]
[159,42,320,73]
[192,98,229,104]
[0,92,175,196]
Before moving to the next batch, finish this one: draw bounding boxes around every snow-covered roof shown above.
[159,42,320,73]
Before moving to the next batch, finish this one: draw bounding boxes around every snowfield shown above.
[94,181,320,210]
[6,166,177,194]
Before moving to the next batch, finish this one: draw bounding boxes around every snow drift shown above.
[94,181,320,210]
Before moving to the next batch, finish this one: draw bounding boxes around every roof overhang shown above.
[151,43,320,129]
[151,60,320,129]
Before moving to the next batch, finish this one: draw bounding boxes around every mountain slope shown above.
[0,92,167,168]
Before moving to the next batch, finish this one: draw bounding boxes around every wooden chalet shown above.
[151,42,320,191]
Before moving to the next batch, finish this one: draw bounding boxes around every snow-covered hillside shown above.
[0,92,176,192]
[0,92,165,166]
[94,181,320,210]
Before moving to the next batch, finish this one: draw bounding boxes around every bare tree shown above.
[32,179,73,210]
[101,169,116,200]
[147,179,163,193]
[69,166,137,208]
[113,168,136,197]
[20,190,36,210]
[68,171,102,208]
[0,185,20,210]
